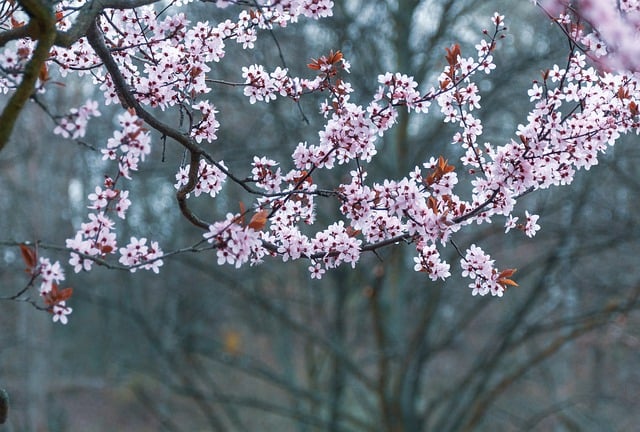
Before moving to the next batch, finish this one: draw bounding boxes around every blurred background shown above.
[1,0,639,431]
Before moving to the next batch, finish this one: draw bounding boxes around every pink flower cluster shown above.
[413,244,451,282]
[101,111,152,179]
[242,65,297,103]
[174,159,228,198]
[118,237,164,273]
[37,258,73,324]
[375,72,430,112]
[77,0,334,114]
[66,111,162,274]
[204,213,265,268]
[0,39,35,93]
[52,100,101,140]
[197,9,639,294]
[190,101,220,143]
[189,13,527,287]
[461,245,506,297]
[251,156,282,193]
[38,258,65,295]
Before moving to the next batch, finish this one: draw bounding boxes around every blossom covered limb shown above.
[0,243,74,323]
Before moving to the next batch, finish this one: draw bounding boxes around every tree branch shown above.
[0,0,56,153]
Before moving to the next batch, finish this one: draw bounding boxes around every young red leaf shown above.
[248,210,268,231]
[445,43,461,67]
[236,201,247,226]
[10,15,24,28]
[39,63,49,82]
[346,226,361,237]
[43,284,74,307]
[497,268,519,289]
[19,244,37,272]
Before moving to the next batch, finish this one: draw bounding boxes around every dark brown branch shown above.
[177,151,210,229]
[0,25,30,48]
[0,0,56,153]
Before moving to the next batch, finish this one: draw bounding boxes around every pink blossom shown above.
[116,191,131,219]
[53,100,101,139]
[174,159,228,198]
[524,211,541,237]
[52,302,73,325]
[413,244,451,281]
[118,237,164,272]
[38,258,65,294]
[191,101,220,143]
[461,245,505,297]
[504,215,518,233]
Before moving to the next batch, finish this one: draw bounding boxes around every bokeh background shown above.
[1,1,639,431]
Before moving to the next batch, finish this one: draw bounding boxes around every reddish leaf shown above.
[307,60,321,70]
[327,50,343,64]
[445,44,461,68]
[292,170,312,188]
[19,244,37,272]
[237,201,247,226]
[56,287,74,303]
[426,156,455,186]
[426,196,439,214]
[498,268,517,278]
[10,15,24,28]
[617,86,629,100]
[39,63,49,82]
[248,210,268,231]
[499,278,519,287]
[99,244,114,254]
[346,226,361,237]
[497,268,519,289]
[43,284,73,307]
[308,50,343,70]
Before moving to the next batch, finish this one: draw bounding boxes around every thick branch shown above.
[0,0,56,153]
[0,26,30,48]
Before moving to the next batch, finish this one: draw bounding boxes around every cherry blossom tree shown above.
[1,0,639,327]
